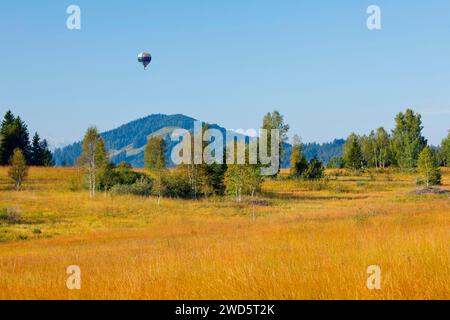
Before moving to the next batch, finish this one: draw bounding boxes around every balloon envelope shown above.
[138,52,152,69]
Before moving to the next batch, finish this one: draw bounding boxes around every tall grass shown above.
[0,167,449,299]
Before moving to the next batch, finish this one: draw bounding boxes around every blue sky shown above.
[1,0,449,146]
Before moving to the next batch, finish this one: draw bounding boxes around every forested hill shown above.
[303,139,346,162]
[53,114,345,168]
[54,114,211,167]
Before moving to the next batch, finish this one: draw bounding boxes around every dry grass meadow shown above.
[0,166,449,300]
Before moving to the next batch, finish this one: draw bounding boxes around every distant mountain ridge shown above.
[53,114,344,168]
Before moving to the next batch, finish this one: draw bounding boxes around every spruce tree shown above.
[30,133,43,166]
[0,111,16,164]
[0,111,17,164]
[343,133,364,170]
[12,116,31,161]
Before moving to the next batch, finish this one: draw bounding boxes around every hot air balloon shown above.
[137,52,152,69]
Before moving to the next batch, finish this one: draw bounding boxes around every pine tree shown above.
[343,133,364,170]
[12,116,31,161]
[144,137,166,204]
[0,111,15,164]
[417,147,441,187]
[8,148,28,191]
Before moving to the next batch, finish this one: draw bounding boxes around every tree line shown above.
[6,108,449,193]
[74,111,310,202]
[1,110,54,191]
[335,108,448,186]
[0,110,53,167]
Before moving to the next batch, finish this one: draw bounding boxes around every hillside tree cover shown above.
[327,156,344,169]
[417,147,441,187]
[8,148,28,191]
[301,139,346,165]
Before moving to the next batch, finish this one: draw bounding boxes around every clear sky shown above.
[1,0,449,146]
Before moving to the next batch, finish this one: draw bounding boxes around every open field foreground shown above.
[0,167,449,300]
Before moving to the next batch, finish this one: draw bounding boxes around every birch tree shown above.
[8,148,28,191]
[78,127,107,198]
[144,137,166,205]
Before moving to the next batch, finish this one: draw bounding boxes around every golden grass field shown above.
[0,166,449,300]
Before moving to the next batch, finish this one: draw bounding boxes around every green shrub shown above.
[110,177,153,197]
[302,158,325,180]
[16,234,28,240]
[0,208,22,224]
[68,176,84,191]
[99,161,151,191]
[163,171,193,198]
[352,214,370,223]
[293,179,330,191]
